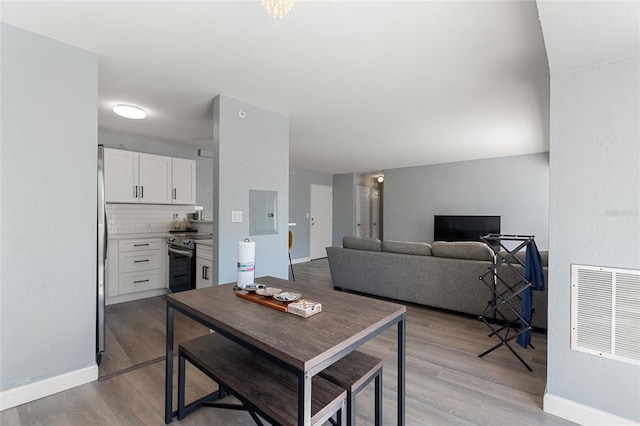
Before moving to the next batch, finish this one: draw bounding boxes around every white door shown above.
[139,153,172,204]
[310,184,333,260]
[356,186,370,238]
[371,188,380,239]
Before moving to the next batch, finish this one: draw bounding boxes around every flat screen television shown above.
[434,215,500,243]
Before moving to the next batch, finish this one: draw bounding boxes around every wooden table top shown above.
[166,276,406,373]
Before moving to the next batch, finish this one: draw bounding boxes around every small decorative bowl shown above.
[256,287,282,297]
[274,292,301,302]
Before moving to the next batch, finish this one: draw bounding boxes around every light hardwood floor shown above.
[1,259,575,425]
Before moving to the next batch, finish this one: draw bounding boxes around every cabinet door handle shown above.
[173,188,177,200]
[133,243,149,247]
[134,185,138,198]
[133,279,149,284]
[140,186,144,198]
[134,259,149,263]
[204,266,209,280]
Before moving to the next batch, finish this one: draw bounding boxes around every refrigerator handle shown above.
[104,211,108,262]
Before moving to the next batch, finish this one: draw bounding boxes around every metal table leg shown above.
[165,305,175,424]
[298,371,312,425]
[398,315,406,426]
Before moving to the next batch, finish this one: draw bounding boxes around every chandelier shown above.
[262,0,294,18]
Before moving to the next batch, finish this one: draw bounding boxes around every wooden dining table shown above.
[164,276,406,425]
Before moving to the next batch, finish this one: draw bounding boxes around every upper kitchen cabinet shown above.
[171,157,196,205]
[104,147,195,205]
[104,148,139,202]
[139,153,172,204]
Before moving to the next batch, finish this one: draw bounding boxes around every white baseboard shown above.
[544,393,639,425]
[0,364,98,411]
[291,257,311,265]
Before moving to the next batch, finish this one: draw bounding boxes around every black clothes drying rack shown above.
[478,234,537,371]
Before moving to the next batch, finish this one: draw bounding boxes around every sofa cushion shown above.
[382,240,432,256]
[431,241,493,261]
[343,236,381,252]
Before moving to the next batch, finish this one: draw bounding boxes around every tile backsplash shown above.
[107,204,196,234]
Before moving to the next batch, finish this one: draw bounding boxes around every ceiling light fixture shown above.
[377,175,384,183]
[113,104,147,120]
[261,0,294,18]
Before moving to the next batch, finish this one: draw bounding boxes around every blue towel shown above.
[516,240,545,348]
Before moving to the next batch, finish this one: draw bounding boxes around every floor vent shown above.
[571,264,640,365]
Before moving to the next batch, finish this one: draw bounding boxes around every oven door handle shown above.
[168,247,193,258]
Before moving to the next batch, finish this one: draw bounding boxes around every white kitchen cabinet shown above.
[118,249,162,273]
[171,157,196,205]
[104,148,139,203]
[104,147,195,205]
[106,237,168,304]
[119,269,164,295]
[139,153,172,204]
[196,243,213,289]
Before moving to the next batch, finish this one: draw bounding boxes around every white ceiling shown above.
[2,1,550,175]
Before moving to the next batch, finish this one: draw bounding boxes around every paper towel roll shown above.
[237,239,255,288]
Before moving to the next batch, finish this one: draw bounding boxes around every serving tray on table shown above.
[235,290,289,312]
[235,290,322,317]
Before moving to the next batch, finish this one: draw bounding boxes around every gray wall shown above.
[0,24,98,390]
[383,153,550,250]
[332,173,357,246]
[99,129,196,159]
[289,168,333,259]
[539,2,640,421]
[214,95,289,284]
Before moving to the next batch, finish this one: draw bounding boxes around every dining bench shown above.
[178,332,347,425]
[320,350,383,426]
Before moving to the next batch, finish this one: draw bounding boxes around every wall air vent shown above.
[571,264,640,365]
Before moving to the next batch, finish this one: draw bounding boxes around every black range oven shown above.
[167,234,209,292]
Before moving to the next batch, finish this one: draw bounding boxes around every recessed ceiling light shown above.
[113,104,147,120]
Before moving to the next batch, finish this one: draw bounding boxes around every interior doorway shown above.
[356,185,370,238]
[371,188,381,239]
[310,184,332,260]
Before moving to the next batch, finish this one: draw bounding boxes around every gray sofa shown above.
[326,236,548,329]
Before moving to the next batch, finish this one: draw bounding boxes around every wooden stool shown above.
[178,333,346,425]
[320,350,384,426]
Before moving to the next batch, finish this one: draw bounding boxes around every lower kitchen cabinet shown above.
[196,243,213,289]
[106,237,168,304]
[119,269,163,295]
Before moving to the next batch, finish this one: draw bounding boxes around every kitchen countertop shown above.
[108,232,171,240]
[195,240,213,247]
[108,232,211,240]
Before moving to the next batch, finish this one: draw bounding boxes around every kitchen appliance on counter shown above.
[167,234,213,292]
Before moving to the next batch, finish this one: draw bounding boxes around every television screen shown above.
[434,215,500,243]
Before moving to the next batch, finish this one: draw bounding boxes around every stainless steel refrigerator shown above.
[97,144,107,364]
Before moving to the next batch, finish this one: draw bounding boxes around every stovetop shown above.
[167,233,213,249]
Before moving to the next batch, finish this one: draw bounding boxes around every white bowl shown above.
[256,287,282,297]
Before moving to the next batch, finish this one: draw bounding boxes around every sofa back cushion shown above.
[431,241,493,261]
[382,240,432,256]
[343,236,382,251]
